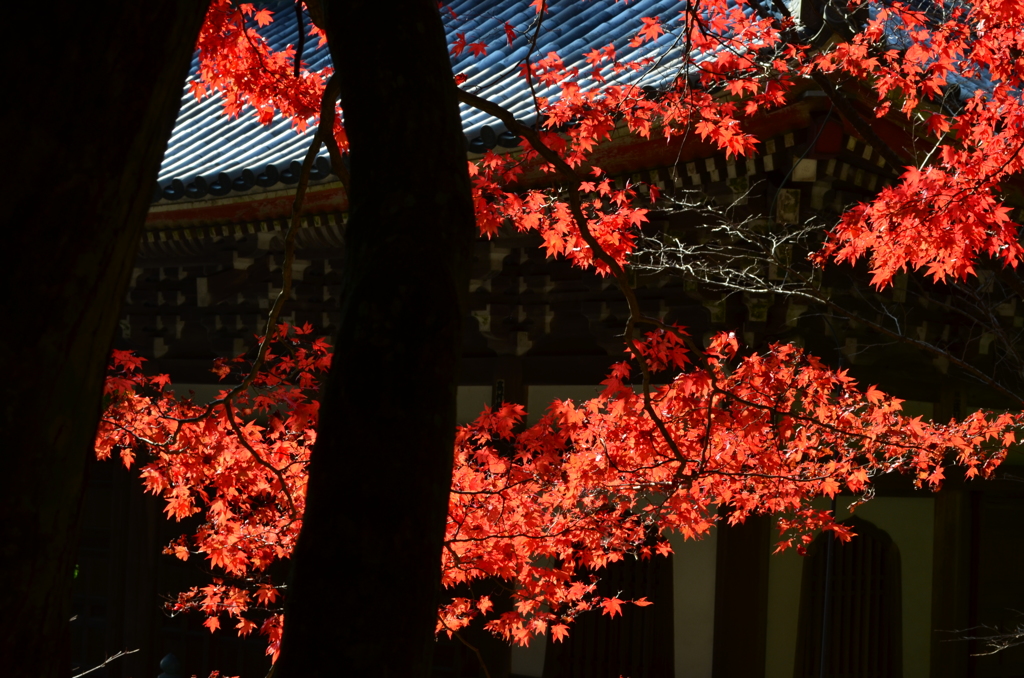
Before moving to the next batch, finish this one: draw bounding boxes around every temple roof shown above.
[151,0,984,205]
[153,0,749,202]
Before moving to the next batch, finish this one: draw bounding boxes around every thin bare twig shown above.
[951,619,1024,656]
[71,649,139,678]
[633,203,1024,407]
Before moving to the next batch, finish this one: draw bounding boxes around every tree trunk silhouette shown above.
[275,0,475,676]
[0,4,209,676]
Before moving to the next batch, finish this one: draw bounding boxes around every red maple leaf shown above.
[450,33,468,57]
[253,8,273,27]
[635,17,664,44]
[601,597,624,618]
[236,617,257,636]
[150,373,172,390]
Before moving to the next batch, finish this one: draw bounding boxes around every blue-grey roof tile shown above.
[154,0,736,202]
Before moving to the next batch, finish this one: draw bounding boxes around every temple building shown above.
[72,1,1024,676]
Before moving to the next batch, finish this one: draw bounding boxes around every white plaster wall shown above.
[847,497,934,678]
[525,385,604,425]
[669,531,718,678]
[511,639,546,677]
[456,385,494,424]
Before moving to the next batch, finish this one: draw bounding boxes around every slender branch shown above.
[293,1,305,78]
[457,87,693,470]
[99,418,172,451]
[960,622,1024,655]
[224,399,298,518]
[222,72,341,404]
[710,383,933,455]
[806,278,1024,407]
[234,7,291,85]
[145,75,344,435]
[71,649,139,678]
[250,80,334,380]
[115,77,343,518]
[818,295,1024,407]
[524,0,547,129]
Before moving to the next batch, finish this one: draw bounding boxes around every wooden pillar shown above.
[929,489,975,678]
[712,514,770,678]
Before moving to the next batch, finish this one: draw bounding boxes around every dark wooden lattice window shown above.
[794,516,903,678]
[543,551,675,678]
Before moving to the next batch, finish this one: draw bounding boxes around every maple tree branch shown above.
[228,75,342,410]
[160,74,344,441]
[959,136,1024,192]
[954,273,1024,376]
[523,0,547,129]
[411,455,845,555]
[224,397,298,519]
[445,523,615,544]
[816,295,1024,407]
[259,80,336,370]
[446,498,649,544]
[293,1,305,78]
[443,542,465,568]
[457,87,693,470]
[708,382,942,459]
[98,419,170,451]
[809,284,1024,407]
[450,478,534,495]
[747,263,1024,405]
[234,7,291,84]
[698,388,717,474]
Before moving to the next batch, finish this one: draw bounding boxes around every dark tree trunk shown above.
[275,0,474,676]
[0,5,208,676]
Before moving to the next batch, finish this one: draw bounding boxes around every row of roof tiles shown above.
[155,0,723,203]
[154,0,971,204]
